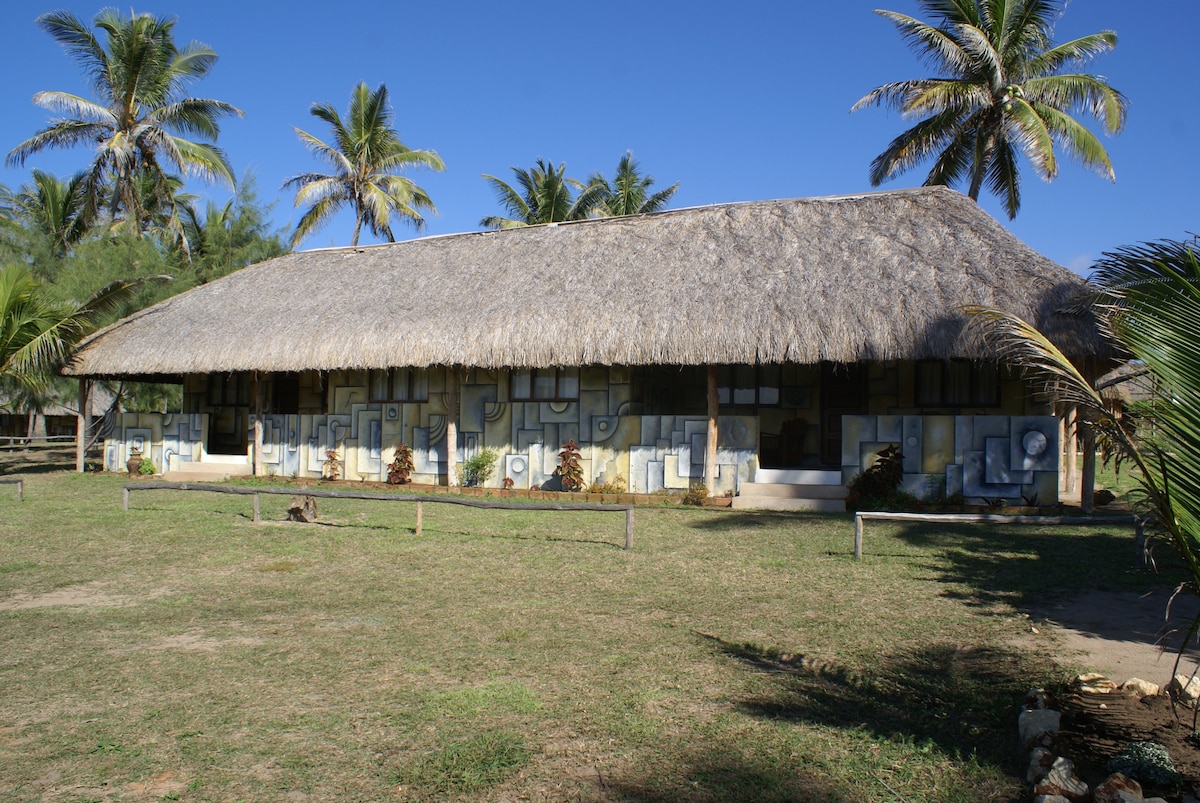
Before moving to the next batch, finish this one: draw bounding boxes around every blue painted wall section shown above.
[842,414,1059,504]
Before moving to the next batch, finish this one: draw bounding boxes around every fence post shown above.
[415,500,423,536]
[854,514,864,560]
[625,508,633,550]
[123,487,130,511]
[253,493,260,523]
[16,480,22,502]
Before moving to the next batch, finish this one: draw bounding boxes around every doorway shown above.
[820,362,867,467]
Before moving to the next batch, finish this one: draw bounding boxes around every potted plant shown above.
[126,447,144,476]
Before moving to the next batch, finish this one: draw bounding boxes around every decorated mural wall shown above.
[842,414,1060,504]
[103,363,1059,503]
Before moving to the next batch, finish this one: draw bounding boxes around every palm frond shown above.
[1033,103,1115,180]
[1025,31,1118,75]
[1002,96,1056,179]
[875,10,973,75]
[1022,74,1127,134]
[868,108,965,185]
[984,139,1021,219]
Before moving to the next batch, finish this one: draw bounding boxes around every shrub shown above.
[845,444,914,511]
[682,482,707,506]
[323,448,343,480]
[557,439,584,491]
[1107,741,1181,788]
[386,442,414,484]
[138,459,156,476]
[587,474,626,494]
[460,448,499,487]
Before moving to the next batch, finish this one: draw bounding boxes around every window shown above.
[511,368,579,401]
[716,365,781,407]
[915,360,1001,407]
[368,368,429,402]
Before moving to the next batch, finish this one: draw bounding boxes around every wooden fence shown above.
[123,482,635,549]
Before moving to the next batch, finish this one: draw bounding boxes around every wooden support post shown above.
[252,375,264,477]
[123,487,130,511]
[75,378,90,473]
[253,492,260,523]
[1065,406,1079,494]
[1135,517,1147,569]
[625,508,633,550]
[854,515,864,560]
[15,480,22,502]
[705,365,718,496]
[1060,408,1070,494]
[445,368,459,487]
[1081,425,1097,514]
[415,500,423,536]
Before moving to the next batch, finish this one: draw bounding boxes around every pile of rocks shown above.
[1021,675,1189,803]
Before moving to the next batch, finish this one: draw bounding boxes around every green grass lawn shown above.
[0,471,1172,802]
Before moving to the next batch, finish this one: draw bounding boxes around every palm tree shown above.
[0,264,143,391]
[589,151,678,217]
[480,159,605,229]
[284,82,444,248]
[852,0,1127,218]
[6,9,241,231]
[10,170,94,258]
[970,239,1200,652]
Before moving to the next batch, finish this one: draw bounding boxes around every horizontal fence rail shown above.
[0,436,77,448]
[853,510,1141,560]
[124,482,634,549]
[0,478,23,501]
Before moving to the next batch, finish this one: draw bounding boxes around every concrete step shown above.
[732,496,846,513]
[739,482,846,500]
[754,468,842,485]
[163,461,252,482]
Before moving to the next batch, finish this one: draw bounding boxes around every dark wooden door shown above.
[820,362,867,467]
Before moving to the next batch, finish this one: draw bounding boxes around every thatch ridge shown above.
[66,186,1103,377]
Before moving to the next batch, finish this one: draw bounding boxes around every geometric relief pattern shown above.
[626,415,756,494]
[844,414,1059,504]
[105,369,762,493]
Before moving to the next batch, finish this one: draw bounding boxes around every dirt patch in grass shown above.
[0,581,128,611]
[148,633,265,652]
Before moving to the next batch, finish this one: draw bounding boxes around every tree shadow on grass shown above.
[598,749,853,802]
[685,510,849,531]
[880,520,1185,611]
[697,632,1046,784]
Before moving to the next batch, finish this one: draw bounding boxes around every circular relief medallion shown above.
[1023,430,1048,457]
[510,456,527,474]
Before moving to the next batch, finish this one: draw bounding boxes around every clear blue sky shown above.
[2,1,1196,275]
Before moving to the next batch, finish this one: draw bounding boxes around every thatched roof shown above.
[66,186,1103,378]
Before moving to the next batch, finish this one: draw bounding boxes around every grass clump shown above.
[392,729,532,796]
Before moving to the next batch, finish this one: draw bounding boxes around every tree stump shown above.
[287,495,318,522]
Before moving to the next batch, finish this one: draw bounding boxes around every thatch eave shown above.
[64,186,1107,378]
